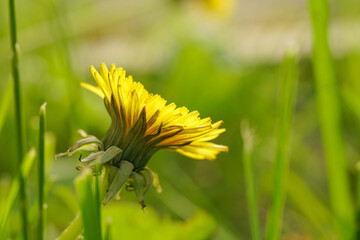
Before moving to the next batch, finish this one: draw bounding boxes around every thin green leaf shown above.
[287,171,336,238]
[104,218,112,240]
[241,121,260,240]
[55,214,83,240]
[75,169,102,240]
[266,48,298,240]
[8,0,27,237]
[0,148,36,239]
[309,0,355,238]
[38,102,46,240]
[0,80,12,134]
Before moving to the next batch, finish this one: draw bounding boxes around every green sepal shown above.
[88,146,123,167]
[67,136,104,154]
[141,168,153,197]
[81,151,104,163]
[102,161,134,205]
[131,172,146,209]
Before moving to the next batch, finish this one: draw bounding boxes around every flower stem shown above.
[8,0,28,239]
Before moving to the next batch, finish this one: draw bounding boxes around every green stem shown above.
[308,0,355,238]
[241,122,260,240]
[38,103,47,240]
[8,0,28,239]
[266,48,298,240]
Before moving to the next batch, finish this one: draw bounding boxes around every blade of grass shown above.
[0,80,12,134]
[266,48,298,240]
[241,121,260,240]
[8,0,28,239]
[0,148,36,239]
[356,163,360,239]
[155,178,240,240]
[308,0,355,238]
[104,217,112,240]
[75,169,102,240]
[287,171,336,238]
[38,103,47,240]
[55,214,83,240]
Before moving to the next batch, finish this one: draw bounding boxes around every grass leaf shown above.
[75,169,102,240]
[38,103,47,240]
[241,121,261,240]
[0,148,36,239]
[308,0,355,237]
[266,48,298,240]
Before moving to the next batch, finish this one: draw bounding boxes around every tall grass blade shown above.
[0,148,36,239]
[104,218,112,240]
[288,171,336,238]
[38,103,47,240]
[75,169,102,240]
[356,163,360,239]
[56,214,83,240]
[308,0,355,238]
[155,177,240,240]
[0,81,12,134]
[8,0,28,238]
[241,121,260,240]
[266,48,298,240]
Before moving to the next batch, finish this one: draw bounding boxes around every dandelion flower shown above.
[66,63,228,207]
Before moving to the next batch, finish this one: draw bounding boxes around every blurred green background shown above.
[1,0,360,239]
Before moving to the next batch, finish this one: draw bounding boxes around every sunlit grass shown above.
[309,0,355,238]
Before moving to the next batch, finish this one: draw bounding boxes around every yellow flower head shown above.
[81,63,228,168]
[67,63,228,206]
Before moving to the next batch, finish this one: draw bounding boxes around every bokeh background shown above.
[1,0,360,239]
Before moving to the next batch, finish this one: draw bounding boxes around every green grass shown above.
[288,171,335,238]
[75,168,102,240]
[309,0,355,238]
[8,0,28,238]
[0,80,12,134]
[241,121,260,240]
[357,163,360,239]
[56,214,83,240]
[266,48,298,240]
[38,103,47,240]
[0,148,36,239]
